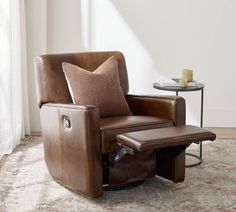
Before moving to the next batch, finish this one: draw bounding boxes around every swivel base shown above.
[103,180,144,191]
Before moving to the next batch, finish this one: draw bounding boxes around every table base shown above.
[185,152,202,167]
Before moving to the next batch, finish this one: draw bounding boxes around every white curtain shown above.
[0,0,30,155]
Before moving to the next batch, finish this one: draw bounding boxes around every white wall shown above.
[89,0,236,127]
[47,0,83,53]
[25,0,82,132]
[25,0,47,133]
[25,0,236,132]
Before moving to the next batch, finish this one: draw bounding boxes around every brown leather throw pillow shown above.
[62,56,131,117]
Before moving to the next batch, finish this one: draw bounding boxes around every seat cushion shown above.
[62,56,131,117]
[100,115,173,153]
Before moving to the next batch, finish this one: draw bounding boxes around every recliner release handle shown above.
[63,116,71,129]
[111,145,134,166]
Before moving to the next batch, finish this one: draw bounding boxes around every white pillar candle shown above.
[182,69,193,82]
[179,78,188,88]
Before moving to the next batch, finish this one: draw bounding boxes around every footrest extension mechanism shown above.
[111,145,134,166]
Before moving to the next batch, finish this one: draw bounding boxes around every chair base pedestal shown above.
[103,180,144,191]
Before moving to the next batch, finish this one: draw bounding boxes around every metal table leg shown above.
[186,88,204,167]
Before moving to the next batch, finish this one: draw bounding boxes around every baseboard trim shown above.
[205,127,236,139]
[28,132,42,137]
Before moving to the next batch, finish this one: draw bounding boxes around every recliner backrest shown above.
[34,51,129,107]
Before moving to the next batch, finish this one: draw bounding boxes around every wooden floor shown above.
[206,127,236,139]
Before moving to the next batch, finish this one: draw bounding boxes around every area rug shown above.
[0,137,236,212]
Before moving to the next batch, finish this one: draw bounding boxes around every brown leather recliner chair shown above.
[35,51,187,198]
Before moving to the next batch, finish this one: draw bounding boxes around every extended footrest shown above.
[111,125,216,184]
[116,125,216,152]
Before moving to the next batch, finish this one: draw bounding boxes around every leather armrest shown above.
[126,95,186,126]
[40,103,103,198]
[43,103,97,110]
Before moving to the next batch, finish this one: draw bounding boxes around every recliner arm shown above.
[126,95,186,126]
[40,103,103,198]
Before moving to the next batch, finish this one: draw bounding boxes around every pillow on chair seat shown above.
[62,56,131,117]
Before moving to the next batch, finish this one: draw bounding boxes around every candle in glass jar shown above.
[182,69,193,82]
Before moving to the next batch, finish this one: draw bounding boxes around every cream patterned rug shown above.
[0,137,236,212]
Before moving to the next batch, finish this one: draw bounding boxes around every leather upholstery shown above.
[126,95,186,126]
[116,125,216,152]
[35,51,128,108]
[157,148,186,183]
[109,149,156,185]
[115,125,216,183]
[100,115,173,153]
[40,103,103,198]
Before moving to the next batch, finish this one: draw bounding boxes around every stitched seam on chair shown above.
[120,132,214,151]
[127,95,177,101]
[58,109,64,182]
[45,104,95,111]
[140,135,215,150]
[101,122,173,131]
[124,133,215,151]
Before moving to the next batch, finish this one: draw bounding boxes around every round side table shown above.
[153,79,205,167]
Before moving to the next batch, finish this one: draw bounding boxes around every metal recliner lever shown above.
[111,145,134,167]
